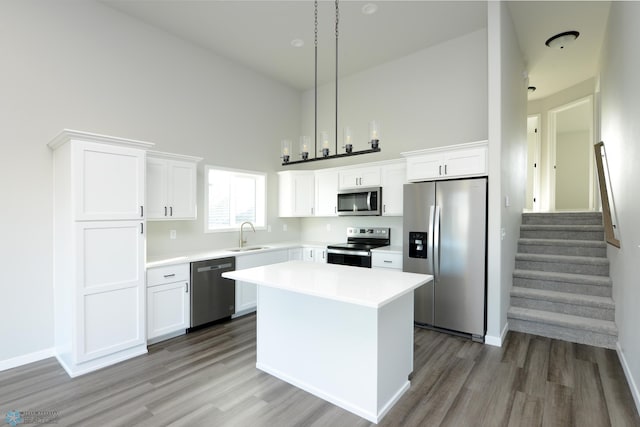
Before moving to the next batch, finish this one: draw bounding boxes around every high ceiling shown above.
[103,1,611,99]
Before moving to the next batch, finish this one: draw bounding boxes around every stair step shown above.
[520,224,604,241]
[518,238,607,257]
[508,306,617,349]
[510,287,615,321]
[522,212,603,225]
[515,253,609,276]
[512,269,612,297]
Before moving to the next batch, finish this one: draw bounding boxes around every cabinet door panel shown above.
[79,286,143,362]
[147,282,189,339]
[146,158,168,219]
[406,153,443,181]
[443,147,487,177]
[293,174,315,216]
[315,170,338,216]
[168,161,197,219]
[75,142,144,220]
[381,164,406,216]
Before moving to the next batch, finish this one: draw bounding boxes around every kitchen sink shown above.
[228,246,271,252]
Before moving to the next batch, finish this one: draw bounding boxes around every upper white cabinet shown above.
[147,151,202,220]
[48,129,153,377]
[315,169,339,217]
[404,141,488,182]
[338,166,381,190]
[278,171,315,217]
[381,162,406,216]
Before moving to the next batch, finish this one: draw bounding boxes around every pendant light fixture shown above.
[281,0,381,166]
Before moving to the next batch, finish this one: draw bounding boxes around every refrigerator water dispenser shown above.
[408,231,427,258]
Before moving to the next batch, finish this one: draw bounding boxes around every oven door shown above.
[327,249,372,268]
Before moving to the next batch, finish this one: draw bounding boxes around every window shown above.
[205,166,266,232]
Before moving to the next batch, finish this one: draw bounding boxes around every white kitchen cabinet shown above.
[278,171,315,217]
[147,151,202,220]
[338,166,381,189]
[381,162,406,216]
[234,250,288,316]
[315,169,339,216]
[146,263,190,343]
[301,246,327,263]
[372,251,402,270]
[48,129,153,377]
[288,248,303,261]
[404,141,488,182]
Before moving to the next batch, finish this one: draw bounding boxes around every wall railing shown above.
[594,141,620,248]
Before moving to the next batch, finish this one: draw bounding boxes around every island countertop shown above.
[222,260,432,309]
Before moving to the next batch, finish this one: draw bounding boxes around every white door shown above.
[167,160,197,219]
[147,281,190,339]
[146,158,168,219]
[315,170,339,216]
[293,173,315,216]
[74,142,145,220]
[381,163,406,216]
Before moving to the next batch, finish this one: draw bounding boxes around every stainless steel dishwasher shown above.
[190,257,236,329]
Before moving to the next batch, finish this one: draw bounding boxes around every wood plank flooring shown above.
[1,314,638,426]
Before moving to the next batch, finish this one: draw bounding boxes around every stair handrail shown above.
[594,141,621,248]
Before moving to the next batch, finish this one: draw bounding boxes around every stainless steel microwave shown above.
[337,187,382,216]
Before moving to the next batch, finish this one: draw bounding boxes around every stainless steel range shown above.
[327,227,391,268]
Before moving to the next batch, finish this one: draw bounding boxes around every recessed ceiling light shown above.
[362,3,378,15]
[291,38,304,48]
[545,31,580,49]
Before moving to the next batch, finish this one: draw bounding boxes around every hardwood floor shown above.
[1,314,638,426]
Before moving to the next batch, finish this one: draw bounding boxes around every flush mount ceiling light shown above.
[290,38,304,48]
[528,86,537,93]
[281,0,381,166]
[545,30,580,49]
[361,3,378,15]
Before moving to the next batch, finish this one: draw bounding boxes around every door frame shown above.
[526,114,542,212]
[547,95,595,211]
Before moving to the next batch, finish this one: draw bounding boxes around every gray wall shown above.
[600,1,640,411]
[0,0,300,362]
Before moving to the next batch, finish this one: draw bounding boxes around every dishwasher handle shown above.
[196,262,233,273]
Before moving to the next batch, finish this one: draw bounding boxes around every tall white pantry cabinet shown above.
[49,130,154,377]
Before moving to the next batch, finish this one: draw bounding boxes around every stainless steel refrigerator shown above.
[403,178,487,342]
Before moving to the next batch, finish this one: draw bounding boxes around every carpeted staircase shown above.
[508,212,618,349]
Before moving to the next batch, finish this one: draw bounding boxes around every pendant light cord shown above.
[335,0,339,154]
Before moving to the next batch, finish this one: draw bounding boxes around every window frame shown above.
[203,165,267,233]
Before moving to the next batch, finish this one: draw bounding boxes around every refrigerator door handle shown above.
[428,205,435,275]
[433,205,441,278]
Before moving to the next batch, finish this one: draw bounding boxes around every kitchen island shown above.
[222,260,432,423]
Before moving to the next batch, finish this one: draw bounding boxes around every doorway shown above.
[547,96,595,211]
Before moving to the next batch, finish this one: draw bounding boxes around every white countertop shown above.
[146,241,329,268]
[371,245,402,254]
[222,260,432,309]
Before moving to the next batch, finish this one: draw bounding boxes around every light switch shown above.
[170,230,177,240]
[283,223,288,232]
[505,195,510,207]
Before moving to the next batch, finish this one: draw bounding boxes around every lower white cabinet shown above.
[146,263,190,343]
[301,246,327,263]
[235,250,288,316]
[372,251,402,270]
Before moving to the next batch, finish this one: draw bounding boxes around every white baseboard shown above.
[0,348,55,372]
[485,322,509,347]
[616,342,640,415]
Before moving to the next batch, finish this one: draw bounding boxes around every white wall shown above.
[599,1,640,411]
[0,0,300,363]
[486,2,527,345]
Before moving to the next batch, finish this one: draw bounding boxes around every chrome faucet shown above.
[239,221,256,248]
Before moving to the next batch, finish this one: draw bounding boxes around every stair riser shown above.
[508,318,616,349]
[520,230,604,240]
[512,277,612,297]
[522,215,603,226]
[517,244,606,258]
[510,297,615,321]
[515,260,609,276]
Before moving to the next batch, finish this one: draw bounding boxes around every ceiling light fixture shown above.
[361,3,378,15]
[281,0,381,165]
[528,86,537,93]
[545,30,580,49]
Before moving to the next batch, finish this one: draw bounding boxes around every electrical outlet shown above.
[326,223,331,232]
[283,223,288,232]
[170,230,177,240]
[267,225,272,232]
